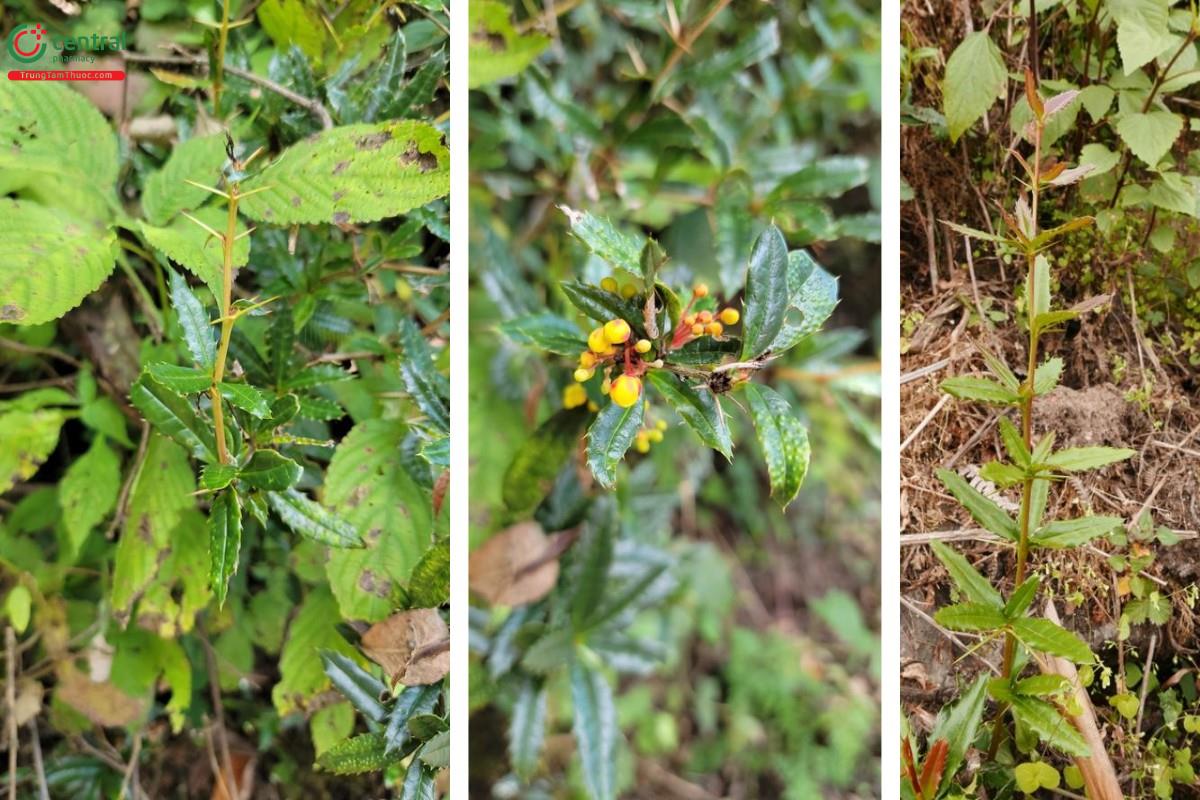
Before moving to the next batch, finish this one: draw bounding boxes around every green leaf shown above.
[387,50,445,120]
[200,463,239,492]
[1032,516,1123,548]
[934,602,1007,632]
[129,371,217,460]
[930,542,1003,609]
[979,460,1025,488]
[140,206,250,300]
[997,417,1030,467]
[570,661,617,800]
[59,436,121,558]
[1004,576,1040,619]
[81,397,134,448]
[509,678,547,780]
[1011,618,1094,664]
[503,407,590,517]
[208,490,242,608]
[268,488,362,548]
[1010,696,1091,756]
[0,200,117,326]
[419,436,449,469]
[646,371,732,459]
[1033,358,1063,395]
[664,336,741,366]
[771,156,870,199]
[240,121,449,225]
[320,650,387,723]
[239,450,303,491]
[268,305,295,388]
[928,674,988,796]
[147,362,211,394]
[219,383,273,419]
[586,395,645,489]
[4,586,31,634]
[1043,446,1136,472]
[407,538,450,609]
[767,260,840,353]
[1016,675,1071,697]
[570,499,616,629]
[560,206,644,274]
[499,313,587,355]
[399,761,437,800]
[639,238,666,288]
[941,220,1011,244]
[1110,0,1174,75]
[1078,86,1116,122]
[943,31,1007,142]
[257,0,327,60]
[560,281,644,331]
[273,587,362,715]
[169,270,216,371]
[418,731,449,770]
[940,376,1021,405]
[358,30,407,123]
[935,469,1020,540]
[467,0,551,88]
[384,685,441,755]
[315,732,394,775]
[1116,110,1183,168]
[399,319,449,432]
[741,383,810,508]
[141,135,228,225]
[740,225,790,359]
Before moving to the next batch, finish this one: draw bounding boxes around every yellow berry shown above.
[610,375,642,408]
[691,323,704,336]
[574,367,594,382]
[693,283,709,298]
[579,351,597,368]
[588,328,612,354]
[603,318,632,344]
[634,339,652,353]
[621,282,638,299]
[600,277,619,293]
[697,310,713,324]
[719,308,740,325]
[563,384,587,409]
[635,435,650,454]
[601,378,611,395]
[587,401,599,412]
[682,313,697,327]
[648,429,664,443]
[706,322,723,336]
[656,419,668,431]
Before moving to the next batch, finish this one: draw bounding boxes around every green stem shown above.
[213,0,232,113]
[209,185,240,464]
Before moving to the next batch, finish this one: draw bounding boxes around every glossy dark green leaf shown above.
[741,383,809,507]
[509,677,547,780]
[200,463,239,491]
[560,281,644,333]
[664,336,740,366]
[129,370,217,460]
[560,206,643,273]
[503,407,590,517]
[570,498,615,629]
[362,30,406,123]
[208,490,242,608]
[169,270,215,370]
[320,650,387,723]
[499,313,587,355]
[928,674,988,796]
[387,49,444,120]
[239,450,303,490]
[585,395,645,489]
[766,261,839,353]
[399,760,436,800]
[740,225,790,359]
[419,435,449,468]
[219,382,272,419]
[268,488,362,547]
[935,469,1020,541]
[570,661,617,800]
[418,730,448,770]
[646,371,732,458]
[146,362,211,394]
[400,319,449,432]
[384,684,441,755]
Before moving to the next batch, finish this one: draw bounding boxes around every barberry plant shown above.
[906,71,1137,794]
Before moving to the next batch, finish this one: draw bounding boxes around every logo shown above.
[8,23,46,63]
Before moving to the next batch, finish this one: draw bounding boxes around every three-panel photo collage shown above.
[1,0,1198,797]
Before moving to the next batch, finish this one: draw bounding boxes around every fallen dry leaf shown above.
[468,520,560,607]
[55,665,147,728]
[361,609,449,687]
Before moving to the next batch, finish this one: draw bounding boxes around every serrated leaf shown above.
[936,469,1020,540]
[268,488,362,547]
[1116,110,1183,168]
[664,336,741,366]
[740,225,790,359]
[570,661,617,800]
[1033,358,1063,395]
[384,684,440,755]
[1032,515,1123,548]
[399,319,449,432]
[219,383,273,419]
[559,206,644,273]
[1015,675,1071,697]
[239,450,303,490]
[467,0,551,88]
[570,499,616,629]
[1004,576,1040,619]
[943,31,1007,142]
[387,50,445,120]
[147,362,211,394]
[1043,446,1135,472]
[560,281,645,332]
[257,0,326,60]
[240,121,449,225]
[934,602,1007,631]
[586,395,645,489]
[0,200,117,326]
[646,371,732,458]
[200,463,239,492]
[499,313,587,354]
[741,383,810,508]
[59,435,121,558]
[208,490,242,608]
[1010,696,1091,756]
[130,371,217,460]
[399,761,437,800]
[503,407,590,517]
[771,156,870,199]
[940,376,1021,405]
[140,206,250,300]
[320,650,387,723]
[930,542,1003,609]
[1011,618,1093,663]
[509,677,547,780]
[418,731,448,770]
[169,270,216,371]
[315,732,393,775]
[1110,0,1174,75]
[407,538,450,609]
[419,436,448,468]
[929,674,988,795]
[141,135,227,225]
[997,417,1030,467]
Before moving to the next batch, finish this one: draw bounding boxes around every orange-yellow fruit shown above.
[600,277,619,293]
[691,323,704,336]
[634,339,652,353]
[588,327,613,354]
[655,419,668,431]
[620,282,638,299]
[719,308,740,325]
[603,318,632,344]
[706,322,724,336]
[610,375,642,408]
[579,351,598,368]
[648,429,664,443]
[563,384,587,409]
[682,313,697,327]
[697,310,713,324]
[693,283,709,298]
[635,432,650,453]
[574,367,594,382]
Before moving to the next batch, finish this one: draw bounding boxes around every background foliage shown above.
[469,1,882,798]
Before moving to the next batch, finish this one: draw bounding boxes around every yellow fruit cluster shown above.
[599,276,639,299]
[634,419,668,452]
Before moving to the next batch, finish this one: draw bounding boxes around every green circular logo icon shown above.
[8,24,47,64]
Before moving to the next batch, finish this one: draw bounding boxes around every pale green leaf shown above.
[257,0,327,59]
[59,437,121,558]
[0,408,67,494]
[1011,618,1094,663]
[930,542,1003,609]
[1116,110,1183,167]
[934,602,1007,631]
[467,0,551,88]
[943,31,1007,142]
[560,206,644,274]
[1110,0,1174,74]
[142,135,227,226]
[268,488,362,548]
[140,206,249,299]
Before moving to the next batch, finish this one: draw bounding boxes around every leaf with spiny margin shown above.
[239,121,449,226]
[1010,696,1090,756]
[0,200,117,326]
[268,488,362,548]
[282,364,355,391]
[419,732,448,770]
[386,49,445,120]
[510,677,547,780]
[936,468,1019,540]
[208,490,242,608]
[1043,446,1136,472]
[741,383,810,508]
[400,761,437,799]
[320,650,387,723]
[59,435,121,558]
[586,395,645,489]
[384,684,440,755]
[200,463,239,492]
[646,371,732,459]
[570,498,616,630]
[570,661,617,800]
[1005,576,1040,619]
[1034,357,1063,395]
[979,460,1025,488]
[141,135,227,226]
[560,281,645,333]
[1011,618,1093,663]
[934,602,1007,632]
[998,417,1030,467]
[770,156,871,199]
[665,337,740,366]
[406,538,449,609]
[169,270,216,370]
[503,407,590,517]
[1032,515,1123,548]
[219,383,272,419]
[315,732,394,774]
[1016,674,1072,697]
[559,206,644,274]
[239,450,303,490]
[499,313,587,355]
[130,370,217,460]
[929,674,988,796]
[740,225,790,359]
[139,206,250,300]
[940,376,1021,405]
[930,542,1003,609]
[147,362,211,393]
[419,436,448,468]
[980,348,1021,392]
[399,319,449,432]
[467,0,551,88]
[766,259,839,353]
